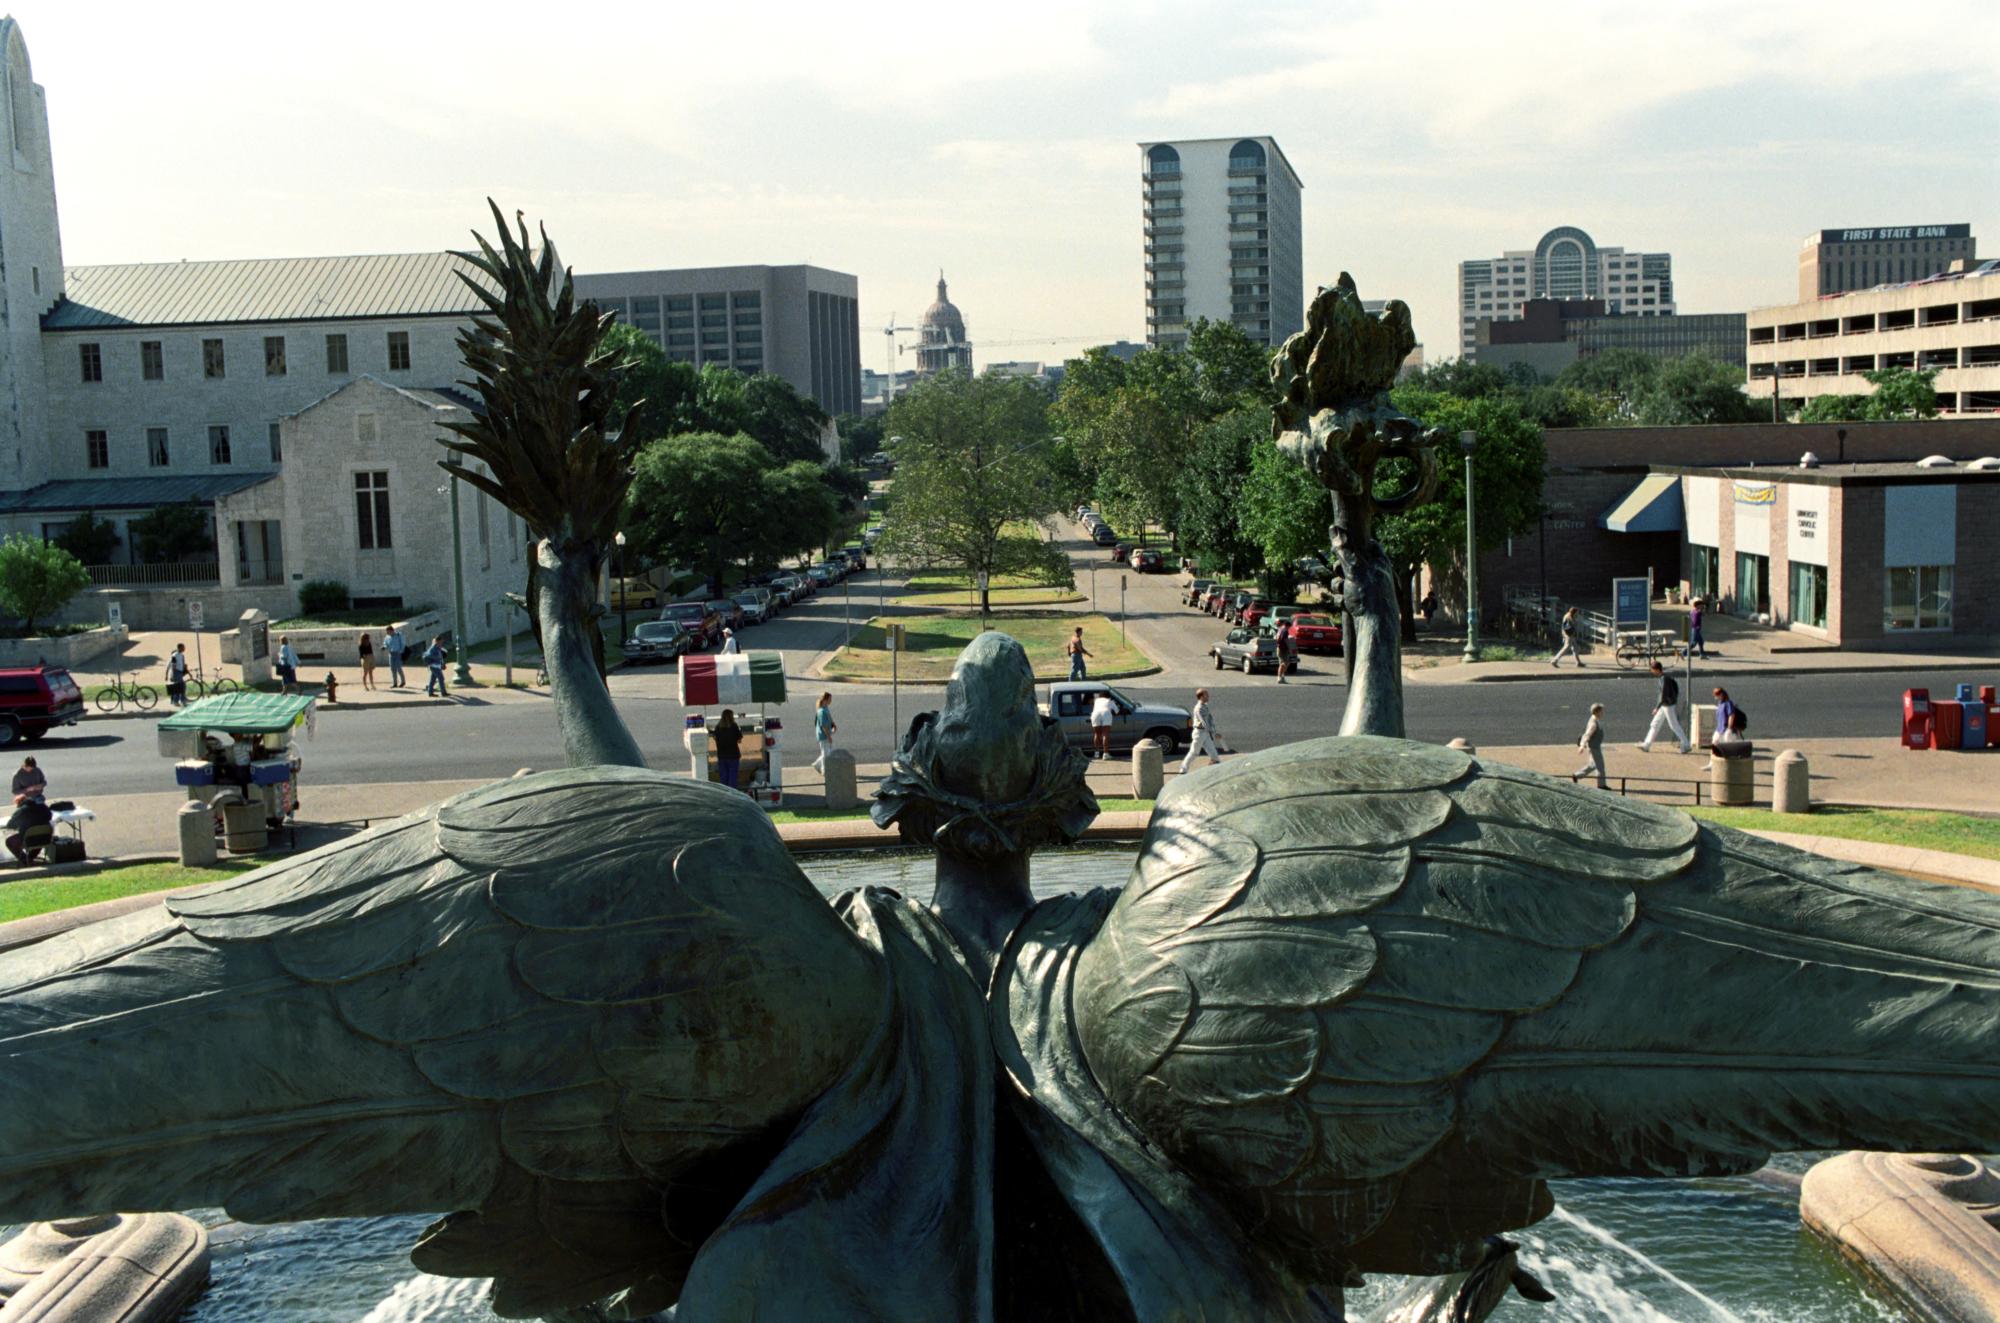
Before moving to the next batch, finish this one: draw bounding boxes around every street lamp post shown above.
[614,531,628,656]
[1459,430,1479,664]
[448,475,474,686]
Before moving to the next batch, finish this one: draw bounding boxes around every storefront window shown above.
[1789,561,1827,629]
[1734,552,1769,617]
[1690,545,1719,601]
[1884,565,1952,631]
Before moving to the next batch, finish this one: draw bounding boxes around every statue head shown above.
[870,632,1097,859]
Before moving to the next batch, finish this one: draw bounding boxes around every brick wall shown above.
[1840,486,1884,643]
[1476,468,1676,615]
[1957,484,2000,637]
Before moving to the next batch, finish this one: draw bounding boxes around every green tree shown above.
[881,371,1069,618]
[836,412,885,466]
[1632,353,1762,426]
[0,534,91,634]
[598,322,700,441]
[740,372,832,466]
[625,432,778,589]
[760,459,843,563]
[1238,437,1326,583]
[53,512,120,565]
[1797,366,1940,422]
[1557,347,1659,417]
[128,503,214,563]
[1185,317,1274,409]
[1180,404,1276,577]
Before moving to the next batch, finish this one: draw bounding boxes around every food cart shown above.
[678,651,787,807]
[157,692,316,853]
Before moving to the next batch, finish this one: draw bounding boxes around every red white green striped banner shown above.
[678,652,787,706]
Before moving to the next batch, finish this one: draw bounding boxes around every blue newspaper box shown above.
[1961,700,1989,751]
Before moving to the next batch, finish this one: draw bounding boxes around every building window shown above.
[1689,545,1719,601]
[264,336,287,376]
[147,427,169,467]
[387,331,411,371]
[268,422,283,462]
[203,338,226,379]
[1789,561,1827,630]
[208,424,231,465]
[79,343,102,383]
[141,340,163,380]
[85,429,108,469]
[326,333,349,374]
[1884,565,1952,631]
[355,471,392,550]
[1734,552,1768,617]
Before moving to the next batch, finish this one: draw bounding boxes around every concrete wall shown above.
[0,19,64,495]
[52,585,282,632]
[0,624,123,668]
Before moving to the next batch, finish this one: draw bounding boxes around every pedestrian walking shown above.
[1551,607,1583,667]
[1689,597,1708,660]
[1572,703,1608,789]
[1179,688,1223,772]
[424,636,450,697]
[721,627,739,654]
[1089,691,1116,760]
[1274,620,1297,683]
[165,643,190,705]
[1067,627,1091,681]
[1711,686,1736,749]
[1635,660,1690,753]
[358,633,377,691]
[276,636,300,695]
[712,709,744,790]
[384,625,407,688]
[811,692,837,774]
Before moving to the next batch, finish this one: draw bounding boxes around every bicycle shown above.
[1614,631,1684,670]
[190,669,242,700]
[94,674,159,713]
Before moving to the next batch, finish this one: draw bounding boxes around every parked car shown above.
[1183,578,1214,607]
[1075,505,1095,522]
[661,601,722,648]
[1201,584,1233,615]
[841,544,867,570]
[1294,555,1332,584]
[732,588,773,625]
[0,666,84,746]
[1239,599,1275,631]
[1269,605,1310,630]
[706,598,746,632]
[608,577,659,610]
[1110,543,1132,563]
[1212,627,1279,674]
[1288,614,1344,655]
[772,572,810,603]
[1132,548,1165,573]
[1039,681,1190,755]
[622,620,692,665]
[806,564,837,588]
[1092,526,1118,547]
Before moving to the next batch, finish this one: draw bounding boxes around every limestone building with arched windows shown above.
[1457,225,1675,362]
[1139,136,1303,351]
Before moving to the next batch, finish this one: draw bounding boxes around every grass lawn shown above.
[0,859,260,924]
[821,612,1157,683]
[1688,805,2000,863]
[900,571,1083,609]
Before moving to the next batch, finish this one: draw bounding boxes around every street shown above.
[36,665,1985,796]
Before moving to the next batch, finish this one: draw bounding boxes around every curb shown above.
[1461,659,2000,684]
[80,687,549,722]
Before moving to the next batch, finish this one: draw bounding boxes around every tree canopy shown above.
[1796,367,1941,423]
[1551,350,1761,426]
[880,370,1070,617]
[625,433,840,589]
[0,535,91,634]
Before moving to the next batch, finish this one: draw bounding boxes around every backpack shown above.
[1733,705,1748,733]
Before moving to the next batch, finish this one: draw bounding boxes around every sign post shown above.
[886,623,905,751]
[1612,576,1650,640]
[187,600,205,682]
[1121,574,1128,646]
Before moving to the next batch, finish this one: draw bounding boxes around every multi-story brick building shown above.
[1458,226,1675,362]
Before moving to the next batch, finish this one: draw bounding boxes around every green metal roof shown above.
[44,252,493,331]
[0,473,276,513]
[158,691,315,734]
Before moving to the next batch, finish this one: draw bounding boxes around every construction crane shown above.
[881,316,917,406]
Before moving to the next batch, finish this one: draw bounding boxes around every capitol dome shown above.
[917,271,973,375]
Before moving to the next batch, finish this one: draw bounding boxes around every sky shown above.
[14,0,1999,373]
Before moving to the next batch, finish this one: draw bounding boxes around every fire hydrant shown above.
[323,672,339,704]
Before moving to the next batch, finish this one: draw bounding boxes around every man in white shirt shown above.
[1089,692,1116,760]
[1179,687,1222,773]
[721,628,740,654]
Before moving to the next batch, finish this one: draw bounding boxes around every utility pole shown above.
[1460,431,1480,663]
[449,475,473,686]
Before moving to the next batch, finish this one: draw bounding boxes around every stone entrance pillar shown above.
[237,609,273,688]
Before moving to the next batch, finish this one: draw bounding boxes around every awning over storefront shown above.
[1598,473,1684,533]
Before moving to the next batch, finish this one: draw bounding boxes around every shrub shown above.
[130,503,214,563]
[0,535,92,634]
[298,579,351,615]
[53,512,120,565]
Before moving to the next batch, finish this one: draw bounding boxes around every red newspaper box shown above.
[1929,697,1963,751]
[1902,688,1932,749]
[1983,686,1999,747]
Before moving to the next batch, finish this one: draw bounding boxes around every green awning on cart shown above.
[158,692,317,733]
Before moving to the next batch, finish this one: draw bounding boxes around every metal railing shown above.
[87,561,221,587]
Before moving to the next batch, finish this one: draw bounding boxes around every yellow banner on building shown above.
[1733,482,1777,506]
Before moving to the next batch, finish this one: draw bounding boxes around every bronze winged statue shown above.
[1,217,1995,1323]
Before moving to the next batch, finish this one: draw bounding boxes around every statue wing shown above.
[0,768,884,1319]
[1073,736,2000,1279]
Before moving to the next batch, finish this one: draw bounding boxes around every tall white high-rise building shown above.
[1140,137,1303,350]
[1457,226,1674,361]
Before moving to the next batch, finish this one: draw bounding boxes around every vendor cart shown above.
[678,652,788,807]
[157,692,316,853]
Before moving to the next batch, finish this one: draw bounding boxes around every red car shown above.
[1110,543,1132,563]
[1239,599,1276,630]
[1133,549,1164,573]
[0,666,85,746]
[1288,614,1344,655]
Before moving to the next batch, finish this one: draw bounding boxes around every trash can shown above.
[1929,699,1964,751]
[1962,700,1989,752]
[1710,747,1755,806]
[221,799,267,854]
[1902,689,1932,749]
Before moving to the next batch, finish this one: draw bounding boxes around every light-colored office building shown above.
[573,265,861,416]
[1458,226,1674,361]
[1746,261,2000,416]
[1140,136,1303,350]
[1798,224,1975,300]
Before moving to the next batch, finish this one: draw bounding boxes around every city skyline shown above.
[13,0,1997,375]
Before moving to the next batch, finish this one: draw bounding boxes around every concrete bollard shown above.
[1130,739,1164,799]
[823,749,859,811]
[1710,748,1755,806]
[683,728,710,783]
[1772,749,1810,813]
[177,800,216,868]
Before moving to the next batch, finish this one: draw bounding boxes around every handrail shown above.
[87,561,221,587]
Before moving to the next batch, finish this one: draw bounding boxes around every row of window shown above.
[78,331,408,384]
[81,422,282,469]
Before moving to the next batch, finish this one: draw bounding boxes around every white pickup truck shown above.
[1039,682,1191,756]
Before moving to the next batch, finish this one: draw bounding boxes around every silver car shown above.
[733,588,773,625]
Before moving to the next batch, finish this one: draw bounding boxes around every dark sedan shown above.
[623,620,693,665]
